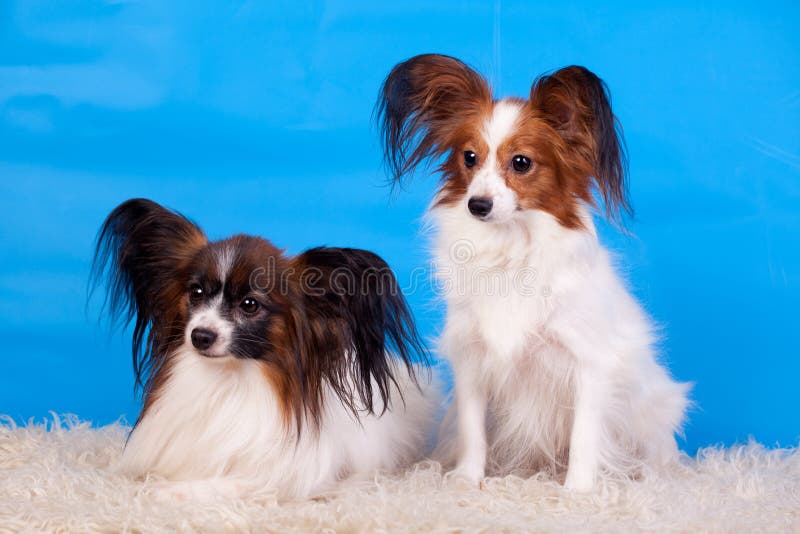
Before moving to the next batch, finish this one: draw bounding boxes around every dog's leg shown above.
[451,365,488,483]
[564,361,607,492]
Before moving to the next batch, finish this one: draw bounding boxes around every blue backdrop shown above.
[1,1,798,453]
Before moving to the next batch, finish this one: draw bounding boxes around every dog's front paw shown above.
[449,462,485,486]
[563,468,595,492]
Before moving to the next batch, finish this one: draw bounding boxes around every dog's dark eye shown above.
[463,150,478,168]
[240,297,259,315]
[189,285,204,304]
[512,155,531,173]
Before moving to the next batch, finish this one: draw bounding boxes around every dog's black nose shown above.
[468,197,493,218]
[191,328,218,351]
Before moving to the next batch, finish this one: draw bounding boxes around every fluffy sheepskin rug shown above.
[1,415,799,532]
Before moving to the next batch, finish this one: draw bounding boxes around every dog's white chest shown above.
[120,353,291,481]
[461,269,551,362]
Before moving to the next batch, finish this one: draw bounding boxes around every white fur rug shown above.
[1,415,799,533]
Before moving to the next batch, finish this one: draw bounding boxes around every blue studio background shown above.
[1,1,798,453]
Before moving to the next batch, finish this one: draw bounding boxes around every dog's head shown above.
[91,199,427,428]
[377,54,630,228]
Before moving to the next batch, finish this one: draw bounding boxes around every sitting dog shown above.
[376,54,689,490]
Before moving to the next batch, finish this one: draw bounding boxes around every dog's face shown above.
[182,236,289,361]
[438,98,583,226]
[377,54,630,228]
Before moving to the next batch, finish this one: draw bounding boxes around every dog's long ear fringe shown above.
[530,66,632,223]
[89,198,206,393]
[292,247,429,422]
[376,53,491,186]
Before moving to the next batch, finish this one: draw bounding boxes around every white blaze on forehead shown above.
[215,245,235,282]
[465,99,524,223]
[482,99,523,155]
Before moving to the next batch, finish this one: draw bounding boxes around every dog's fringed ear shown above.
[530,66,632,222]
[290,247,429,423]
[90,198,206,392]
[377,53,492,185]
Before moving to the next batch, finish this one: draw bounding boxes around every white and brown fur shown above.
[91,199,438,500]
[377,54,690,491]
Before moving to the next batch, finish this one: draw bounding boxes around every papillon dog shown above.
[376,54,689,491]
[91,198,438,499]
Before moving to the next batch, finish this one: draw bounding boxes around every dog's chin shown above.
[193,348,234,361]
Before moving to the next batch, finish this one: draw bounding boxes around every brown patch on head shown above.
[435,112,491,207]
[493,105,595,228]
[377,53,493,186]
[219,235,285,298]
